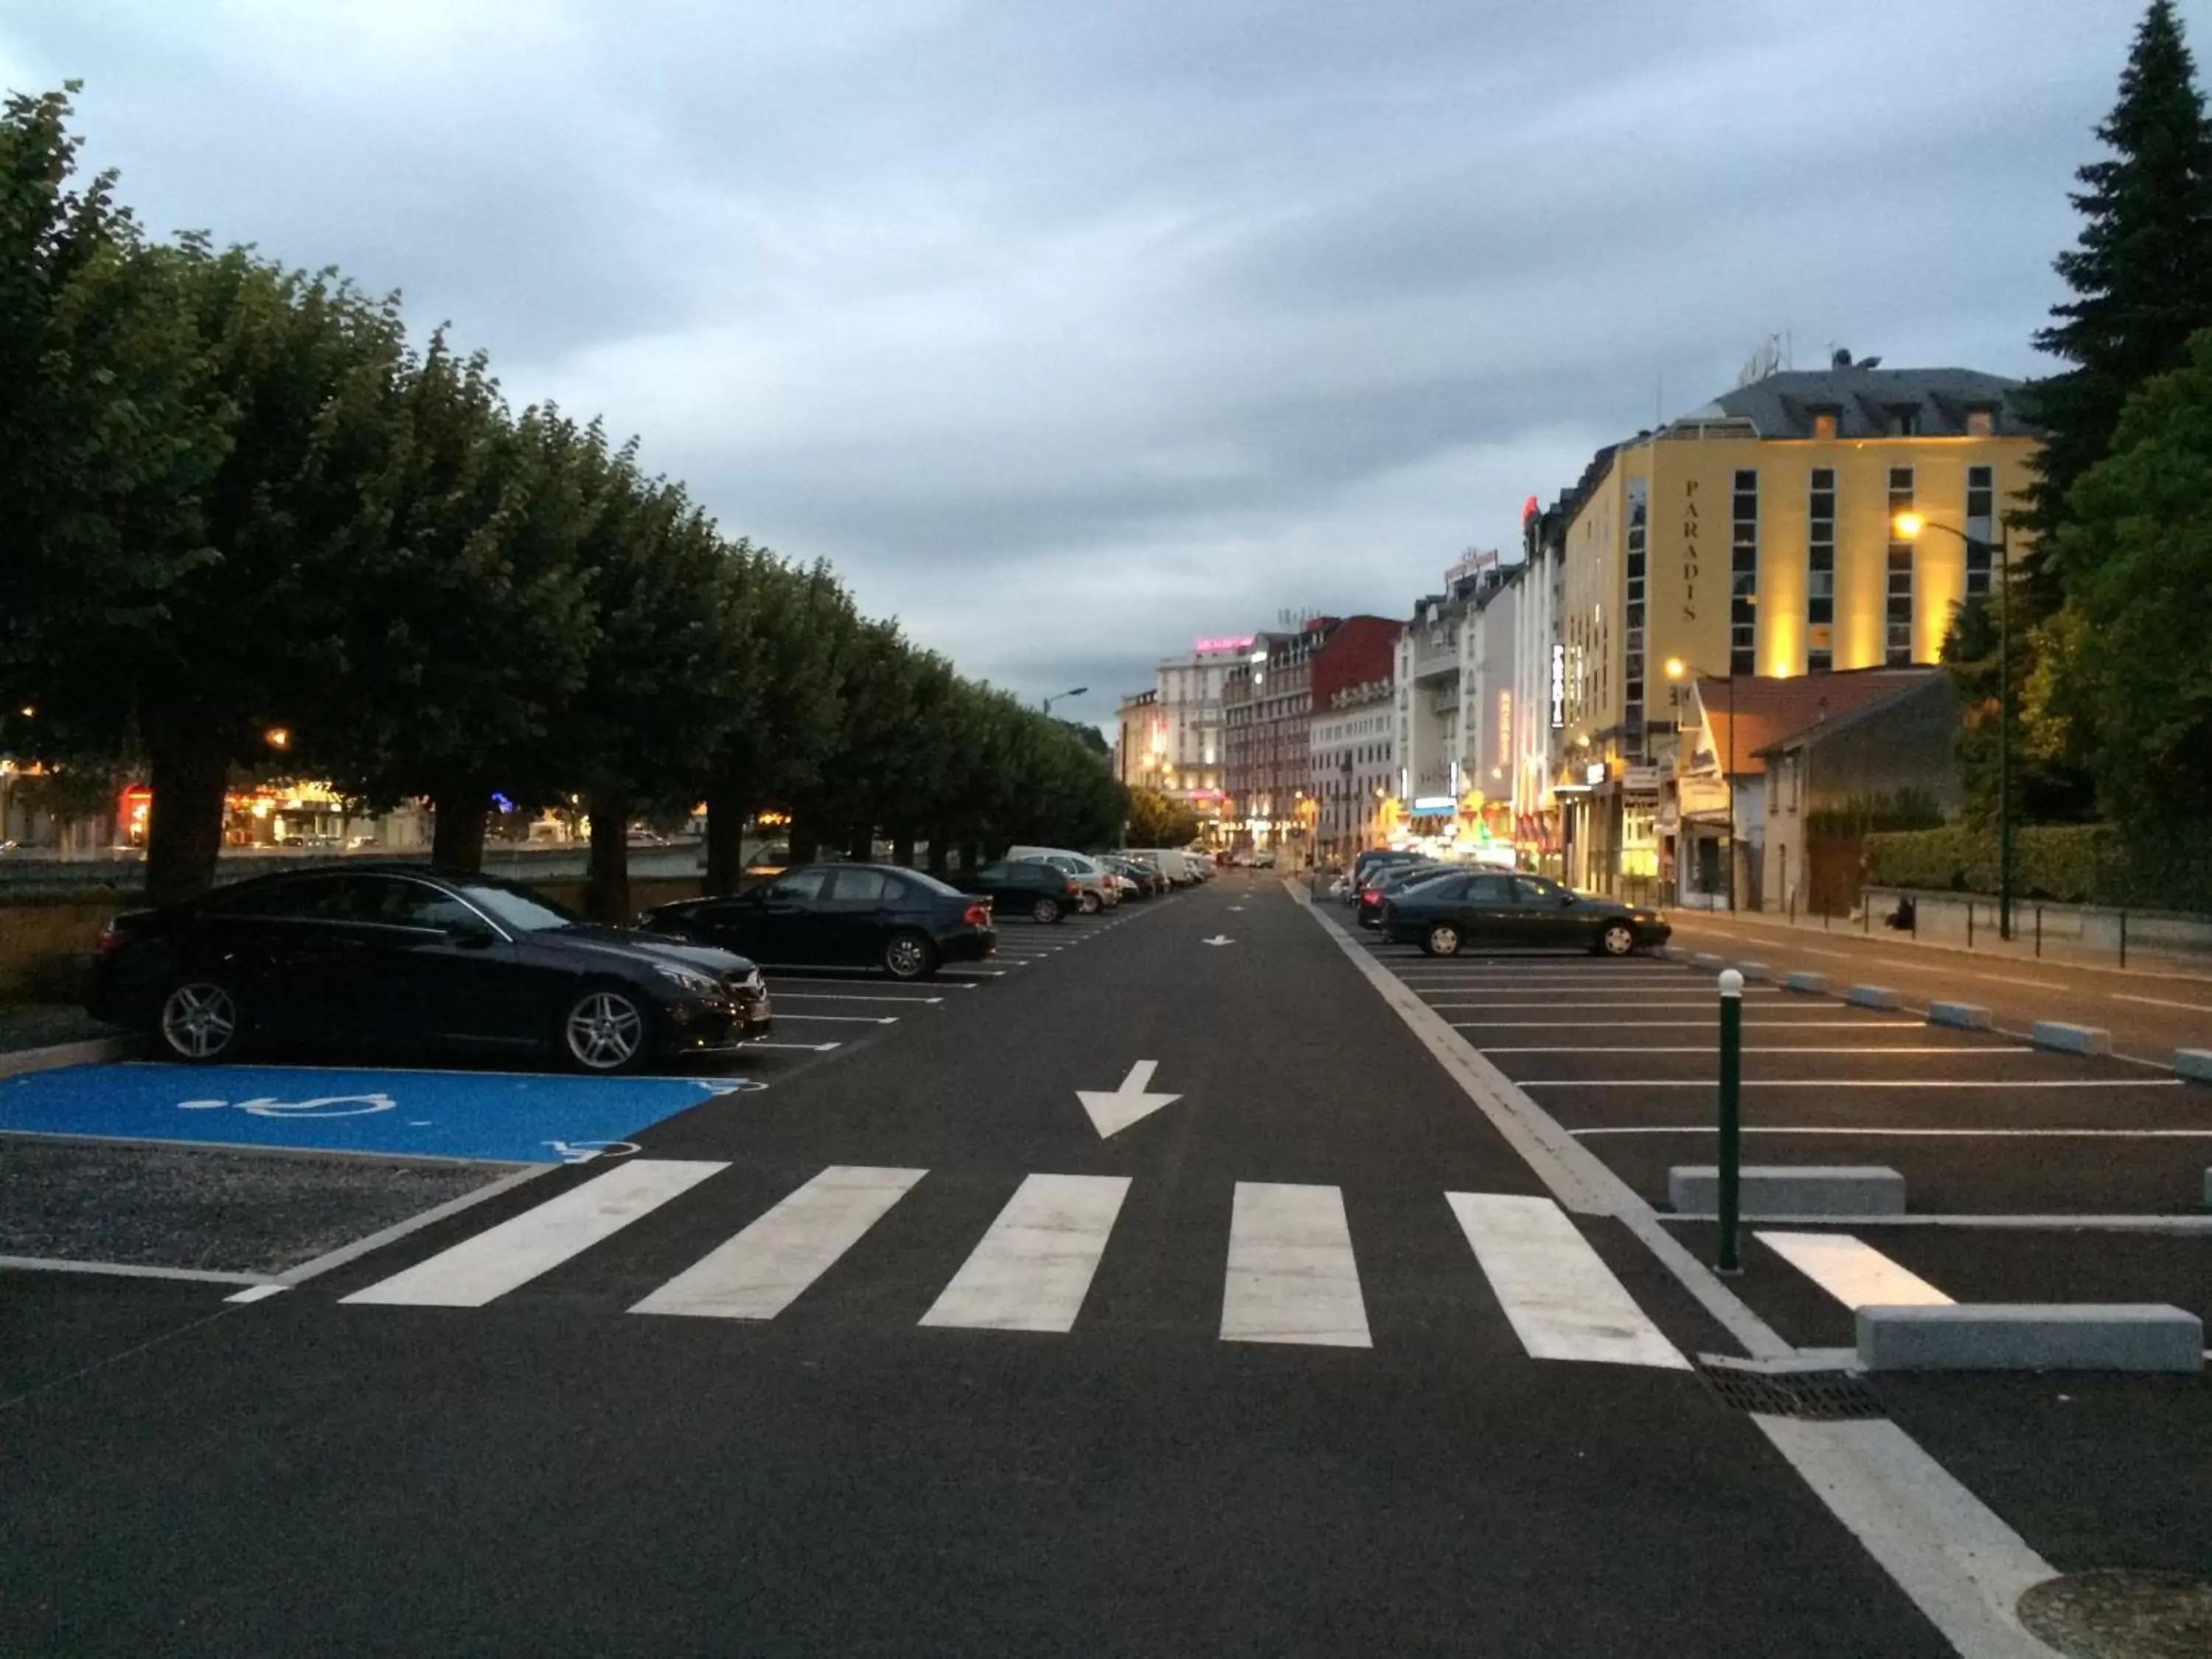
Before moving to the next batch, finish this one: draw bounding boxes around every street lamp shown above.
[1041,686,1088,715]
[1893,509,2013,939]
[1666,657,1736,912]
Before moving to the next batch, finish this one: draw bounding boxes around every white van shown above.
[1004,847,1120,912]
[1126,848,1208,885]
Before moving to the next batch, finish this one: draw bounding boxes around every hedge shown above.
[1864,823,2212,913]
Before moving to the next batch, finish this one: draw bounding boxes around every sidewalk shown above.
[1703,903,2212,985]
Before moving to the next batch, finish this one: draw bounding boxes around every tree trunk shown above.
[846,826,872,862]
[144,730,231,907]
[891,831,915,868]
[587,784,631,925]
[960,840,981,875]
[703,783,746,896]
[430,784,488,874]
[790,819,820,863]
[926,832,950,876]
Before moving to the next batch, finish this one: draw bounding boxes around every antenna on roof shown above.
[1736,333,1786,387]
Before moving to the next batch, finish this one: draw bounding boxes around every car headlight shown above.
[653,963,719,995]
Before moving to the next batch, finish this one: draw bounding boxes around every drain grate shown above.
[1694,1360,1886,1420]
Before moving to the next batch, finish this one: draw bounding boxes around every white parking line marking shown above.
[225,1282,291,1304]
[1757,1232,1952,1310]
[2113,992,2212,1012]
[1521,1078,2182,1089]
[919,1174,1130,1334]
[748,1040,844,1051]
[1573,1125,2212,1137]
[1220,1182,1371,1349]
[1797,947,1851,959]
[773,1014,898,1025]
[1427,1000,1773,1010]
[1446,1192,1687,1369]
[631,1166,926,1321]
[1452,1019,1904,1029]
[344,1159,726,1307]
[771,991,943,1004]
[1968,974,2071,991]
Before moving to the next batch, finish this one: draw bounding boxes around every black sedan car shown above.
[1382,871,1670,957]
[640,862,996,979]
[85,865,771,1073]
[1354,860,1454,928]
[952,859,1085,924]
[1099,855,1164,898]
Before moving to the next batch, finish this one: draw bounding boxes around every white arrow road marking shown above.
[1201,934,1234,946]
[1075,1059,1183,1138]
[1226,905,1245,911]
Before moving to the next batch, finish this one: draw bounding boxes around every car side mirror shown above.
[1560,894,1578,907]
[447,920,499,948]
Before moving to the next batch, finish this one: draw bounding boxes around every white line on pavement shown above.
[0,1254,269,1287]
[631,1165,926,1321]
[344,1159,726,1307]
[1425,999,1772,1009]
[773,1014,897,1024]
[1756,1232,1952,1311]
[1520,1078,2183,1089]
[1451,1018,1900,1029]
[225,1282,290,1304]
[749,1040,844,1051]
[770,991,942,1004]
[1475,1045,2023,1055]
[1445,1192,1686,1369]
[2114,992,2212,1012]
[919,1173,1130,1334]
[1220,1181,1371,1349]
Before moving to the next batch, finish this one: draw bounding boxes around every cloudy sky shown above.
[1,1,2183,720]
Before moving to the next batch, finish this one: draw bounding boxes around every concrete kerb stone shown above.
[1689,952,1725,972]
[1669,1165,1906,1218]
[0,1033,141,1080]
[2175,1048,2212,1085]
[1845,984,1903,1010]
[1659,944,1689,963]
[1781,970,1831,995]
[1856,1304,2205,1374]
[1926,1001,1994,1031]
[2204,1168,2211,1211]
[2031,1020,2113,1057]
[1736,960,1775,982]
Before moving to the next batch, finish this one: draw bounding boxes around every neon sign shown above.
[1194,636,1255,653]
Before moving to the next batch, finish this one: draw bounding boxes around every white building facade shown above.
[1114,636,1252,827]
[1309,678,1395,863]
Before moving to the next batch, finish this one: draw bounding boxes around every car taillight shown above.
[1065,880,1079,895]
[962,903,989,928]
[95,921,131,955]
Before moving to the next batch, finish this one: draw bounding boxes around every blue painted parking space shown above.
[0,1063,765,1164]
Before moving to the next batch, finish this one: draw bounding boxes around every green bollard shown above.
[1717,968,1744,1274]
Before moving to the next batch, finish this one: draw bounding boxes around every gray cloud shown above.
[1,0,2177,720]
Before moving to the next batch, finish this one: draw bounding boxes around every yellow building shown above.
[1554,355,2037,896]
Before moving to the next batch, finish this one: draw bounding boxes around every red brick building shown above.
[1222,615,1400,859]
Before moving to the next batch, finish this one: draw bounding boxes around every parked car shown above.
[1005,846,1120,912]
[1252,849,1277,869]
[1382,871,1670,957]
[1350,848,1423,902]
[1355,860,1455,928]
[85,865,771,1073]
[639,861,995,981]
[1098,855,1162,897]
[950,859,1085,923]
[1124,848,1208,886]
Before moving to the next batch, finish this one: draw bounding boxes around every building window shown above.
[1886,466,1916,666]
[1730,467,1758,677]
[1624,477,1647,748]
[1966,408,1995,437]
[1812,410,1837,440]
[1965,464,1995,598]
[1884,406,1919,437]
[1806,467,1835,672]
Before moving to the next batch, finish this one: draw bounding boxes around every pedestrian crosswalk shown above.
[337,1161,1688,1370]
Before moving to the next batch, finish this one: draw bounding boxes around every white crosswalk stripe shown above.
[919,1173,1130,1333]
[344,1158,726,1307]
[1220,1181,1371,1349]
[1756,1231,1954,1310]
[1445,1192,1687,1369]
[631,1165,926,1321]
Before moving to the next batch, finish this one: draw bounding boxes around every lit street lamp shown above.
[1666,657,1736,911]
[1893,509,2013,939]
[1040,685,1088,716]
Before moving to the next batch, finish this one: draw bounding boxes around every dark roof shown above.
[1691,669,1938,777]
[1697,366,2034,440]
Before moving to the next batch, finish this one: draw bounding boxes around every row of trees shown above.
[1965,0,2212,832]
[1,86,1127,914]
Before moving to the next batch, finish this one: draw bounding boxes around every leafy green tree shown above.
[2025,0,2212,600]
[1125,787,1200,848]
[2046,327,2212,824]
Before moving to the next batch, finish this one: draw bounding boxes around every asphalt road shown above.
[3,875,2205,1654]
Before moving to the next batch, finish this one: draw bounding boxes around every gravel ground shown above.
[0,1138,507,1274]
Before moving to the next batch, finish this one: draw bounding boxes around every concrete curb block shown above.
[1736,961,1774,982]
[1845,984,1902,1009]
[1688,952,1725,972]
[1670,1165,1906,1217]
[1659,944,1688,962]
[1782,970,1831,994]
[1856,1304,2204,1373]
[1926,1002,1993,1030]
[2031,1020,2112,1057]
[0,1034,142,1080]
[2204,1168,2211,1211]
[2176,1048,2212,1085]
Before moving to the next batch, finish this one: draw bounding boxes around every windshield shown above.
[453,880,580,933]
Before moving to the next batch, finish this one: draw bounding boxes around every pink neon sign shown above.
[1194,636,1256,653]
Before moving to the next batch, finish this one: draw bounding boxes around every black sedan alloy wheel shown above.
[883,928,935,980]
[560,986,651,1073]
[161,980,242,1062]
[1596,921,1637,957]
